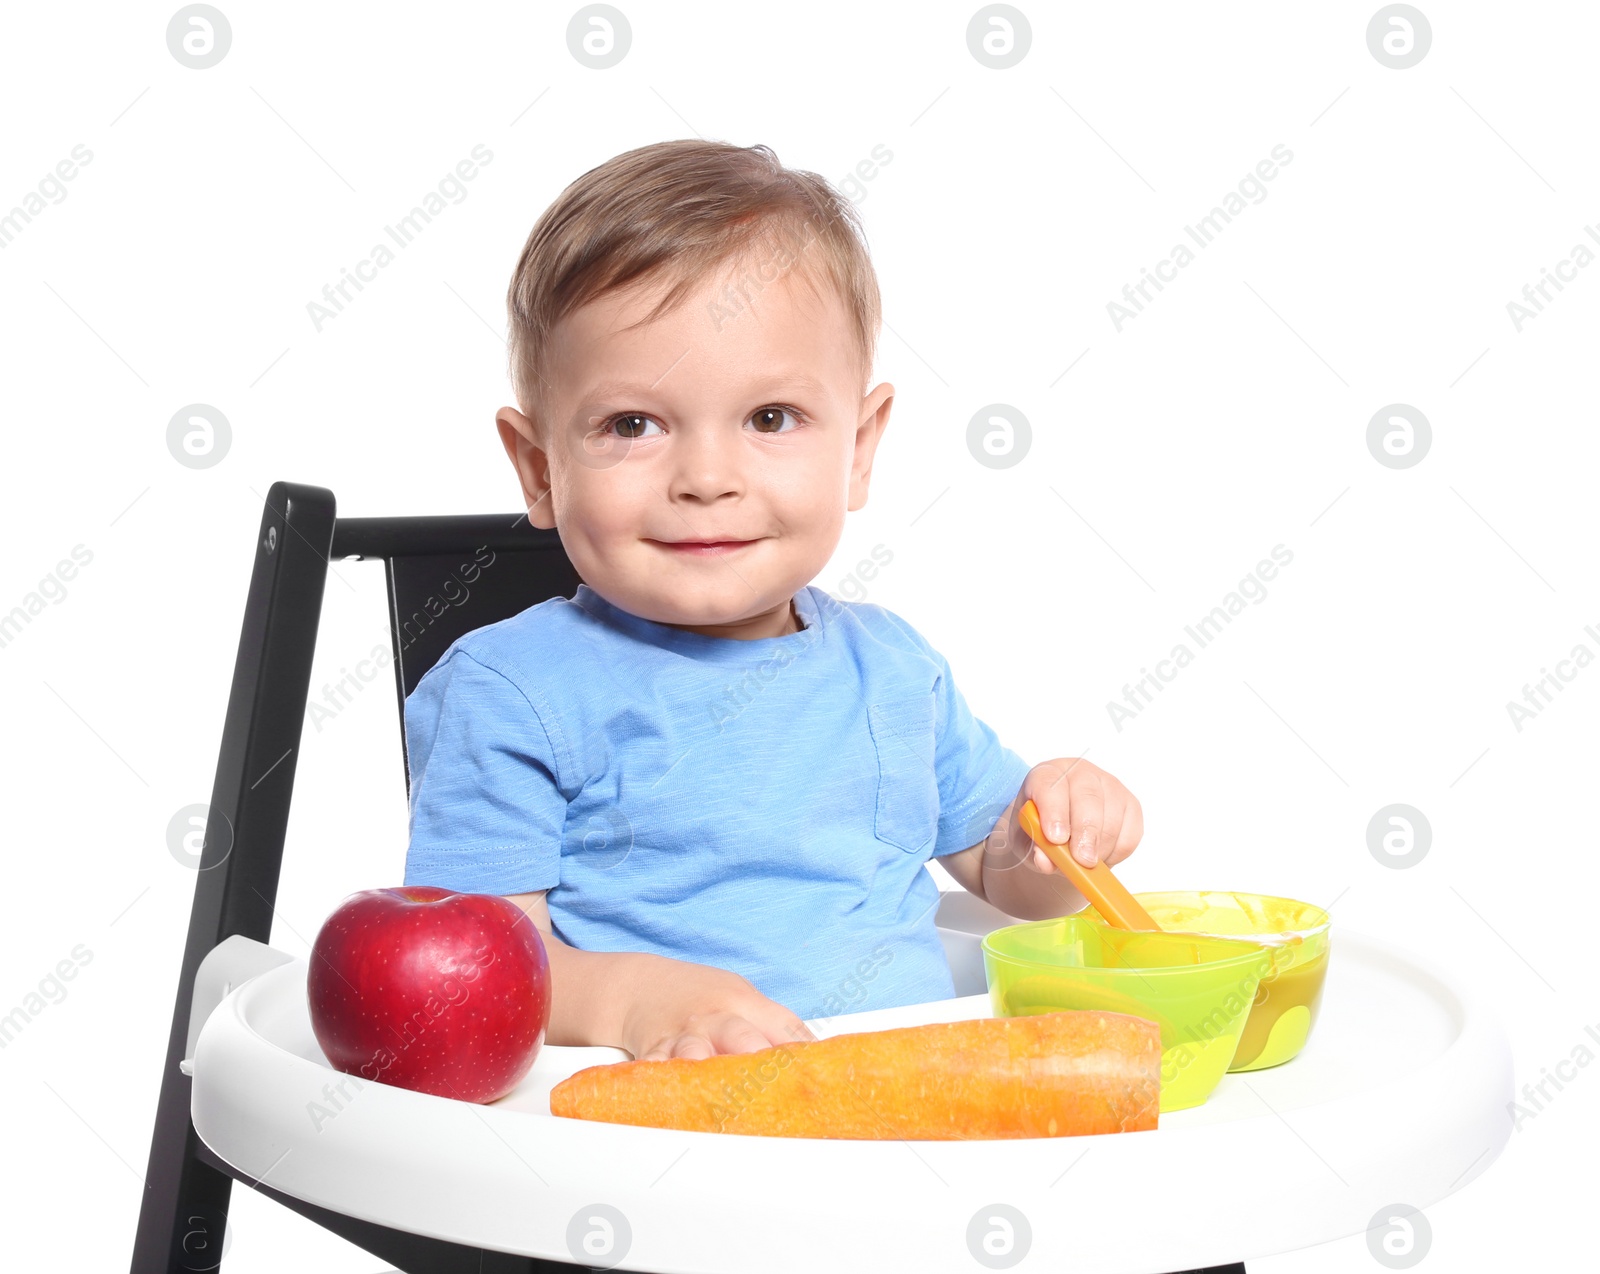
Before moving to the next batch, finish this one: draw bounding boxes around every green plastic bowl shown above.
[1121,892,1332,1072]
[982,915,1273,1112]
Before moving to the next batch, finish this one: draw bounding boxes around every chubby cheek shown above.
[788,497,845,559]
[551,468,649,567]
[767,451,849,541]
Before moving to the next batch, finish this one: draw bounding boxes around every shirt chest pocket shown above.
[867,693,939,853]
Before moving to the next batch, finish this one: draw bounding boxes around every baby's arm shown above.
[504,891,817,1060]
[943,758,1144,921]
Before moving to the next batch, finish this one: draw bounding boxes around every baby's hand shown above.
[620,954,818,1062]
[1021,758,1144,870]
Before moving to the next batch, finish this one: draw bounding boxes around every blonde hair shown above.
[505,139,881,420]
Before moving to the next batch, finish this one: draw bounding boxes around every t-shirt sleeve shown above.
[401,648,567,895]
[925,645,1032,857]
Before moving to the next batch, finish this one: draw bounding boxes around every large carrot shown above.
[549,1010,1160,1139]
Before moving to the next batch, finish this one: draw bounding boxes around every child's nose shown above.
[667,428,744,503]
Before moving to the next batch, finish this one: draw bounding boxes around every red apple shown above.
[307,885,550,1103]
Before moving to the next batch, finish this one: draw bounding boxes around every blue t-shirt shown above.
[401,583,1030,1019]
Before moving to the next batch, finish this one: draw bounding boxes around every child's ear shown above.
[847,382,894,512]
[496,406,555,529]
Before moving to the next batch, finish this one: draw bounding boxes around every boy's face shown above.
[497,254,894,639]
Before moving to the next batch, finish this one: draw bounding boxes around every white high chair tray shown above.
[189,892,1511,1274]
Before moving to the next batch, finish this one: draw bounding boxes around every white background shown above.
[2,1,1596,1270]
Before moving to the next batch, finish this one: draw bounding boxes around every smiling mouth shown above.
[648,539,760,556]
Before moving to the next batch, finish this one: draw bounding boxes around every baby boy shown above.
[402,139,1144,1063]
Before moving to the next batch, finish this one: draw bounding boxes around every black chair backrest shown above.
[132,486,582,1271]
[330,513,582,789]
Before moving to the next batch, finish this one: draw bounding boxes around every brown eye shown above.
[748,406,800,434]
[607,413,661,439]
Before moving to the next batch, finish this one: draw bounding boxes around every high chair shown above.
[131,482,1513,1274]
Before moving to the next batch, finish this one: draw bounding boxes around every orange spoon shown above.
[1017,799,1160,931]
